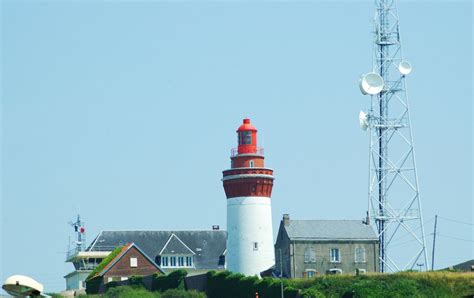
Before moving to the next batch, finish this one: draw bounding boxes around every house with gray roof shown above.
[87,230,227,274]
[274,214,379,278]
[65,229,226,292]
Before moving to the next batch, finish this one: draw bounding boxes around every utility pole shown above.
[431,215,438,270]
[279,248,284,298]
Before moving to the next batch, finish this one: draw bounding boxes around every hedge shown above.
[151,269,188,292]
[206,271,298,298]
[206,271,474,298]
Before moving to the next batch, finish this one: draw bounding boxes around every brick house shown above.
[88,230,227,275]
[93,243,164,284]
[275,214,379,278]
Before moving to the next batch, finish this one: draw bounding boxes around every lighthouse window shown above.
[239,131,252,145]
[253,242,259,251]
[249,160,254,168]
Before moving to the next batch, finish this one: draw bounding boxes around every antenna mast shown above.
[359,0,428,272]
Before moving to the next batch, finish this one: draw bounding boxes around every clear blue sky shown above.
[1,0,472,293]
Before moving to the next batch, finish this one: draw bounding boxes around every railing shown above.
[231,147,264,157]
[66,245,116,260]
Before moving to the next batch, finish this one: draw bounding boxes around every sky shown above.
[1,0,472,293]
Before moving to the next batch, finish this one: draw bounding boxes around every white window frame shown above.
[130,257,138,268]
[249,160,254,168]
[186,256,193,267]
[161,256,169,267]
[161,254,194,268]
[330,248,340,263]
[178,256,184,267]
[355,247,366,263]
[328,268,343,274]
[305,269,317,278]
[304,247,316,263]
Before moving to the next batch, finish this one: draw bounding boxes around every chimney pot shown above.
[283,214,290,226]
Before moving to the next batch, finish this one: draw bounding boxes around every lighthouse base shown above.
[226,196,275,276]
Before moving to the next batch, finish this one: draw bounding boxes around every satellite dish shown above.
[2,275,48,297]
[398,61,412,75]
[359,72,384,95]
[359,111,369,131]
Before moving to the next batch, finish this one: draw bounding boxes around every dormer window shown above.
[160,254,194,268]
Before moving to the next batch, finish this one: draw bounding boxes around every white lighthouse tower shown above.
[222,118,275,276]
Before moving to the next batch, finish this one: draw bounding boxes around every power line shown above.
[437,216,474,226]
[437,234,474,243]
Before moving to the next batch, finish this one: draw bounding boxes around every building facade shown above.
[222,119,275,276]
[275,214,379,278]
[87,230,227,275]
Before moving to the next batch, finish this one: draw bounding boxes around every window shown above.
[130,257,138,267]
[305,269,317,278]
[170,256,176,267]
[186,256,193,267]
[162,256,169,267]
[121,277,128,281]
[107,277,113,283]
[249,160,254,168]
[328,268,342,275]
[239,131,252,145]
[330,248,340,262]
[304,248,316,263]
[253,242,259,251]
[356,268,366,275]
[178,256,184,267]
[355,247,366,263]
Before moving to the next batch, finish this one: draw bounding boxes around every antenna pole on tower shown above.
[359,0,429,272]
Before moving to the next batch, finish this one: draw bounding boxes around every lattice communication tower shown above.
[358,0,428,272]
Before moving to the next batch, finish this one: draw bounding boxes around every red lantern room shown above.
[237,119,258,154]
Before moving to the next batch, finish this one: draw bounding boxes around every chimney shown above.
[283,214,290,227]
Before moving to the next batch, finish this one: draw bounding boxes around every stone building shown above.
[274,214,379,278]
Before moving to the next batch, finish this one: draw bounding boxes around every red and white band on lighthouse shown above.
[222,118,275,276]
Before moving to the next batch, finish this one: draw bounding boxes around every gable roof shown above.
[159,233,195,255]
[98,243,164,277]
[283,220,378,241]
[87,230,227,270]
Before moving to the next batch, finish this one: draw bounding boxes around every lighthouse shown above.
[222,119,275,276]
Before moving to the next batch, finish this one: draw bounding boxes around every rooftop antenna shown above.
[68,214,86,253]
[358,0,428,272]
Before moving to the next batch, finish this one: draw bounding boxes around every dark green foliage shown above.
[300,288,326,298]
[152,269,188,292]
[105,281,121,291]
[206,271,474,298]
[129,275,144,286]
[104,285,159,298]
[85,276,102,295]
[161,289,206,298]
[206,271,300,298]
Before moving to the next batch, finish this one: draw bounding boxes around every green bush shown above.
[129,275,144,286]
[152,269,188,292]
[161,289,206,298]
[85,276,102,295]
[300,288,325,298]
[104,285,160,298]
